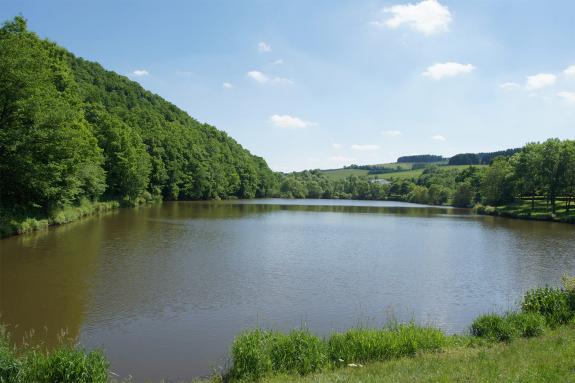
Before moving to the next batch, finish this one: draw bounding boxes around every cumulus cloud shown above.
[270,114,316,129]
[558,91,575,104]
[247,70,294,85]
[432,135,446,141]
[351,144,380,151]
[222,82,233,89]
[563,65,575,76]
[372,0,452,35]
[332,143,343,149]
[423,62,475,80]
[247,70,269,83]
[258,42,271,53]
[526,73,556,90]
[131,69,149,77]
[382,130,402,137]
[499,82,521,90]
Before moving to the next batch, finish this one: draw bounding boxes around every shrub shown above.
[521,287,573,327]
[505,312,546,338]
[470,314,516,341]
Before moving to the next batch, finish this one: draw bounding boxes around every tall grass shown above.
[228,324,446,381]
[0,327,109,383]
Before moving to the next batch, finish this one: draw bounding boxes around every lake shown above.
[1,199,574,381]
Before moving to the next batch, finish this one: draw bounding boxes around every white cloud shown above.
[332,143,343,149]
[563,65,575,76]
[382,130,402,137]
[270,114,316,129]
[351,144,380,151]
[222,82,233,89]
[432,135,446,141]
[423,62,475,80]
[526,73,556,90]
[373,0,452,35]
[131,69,149,77]
[499,82,521,90]
[558,91,575,104]
[247,70,269,83]
[272,59,284,65]
[258,42,271,53]
[247,70,294,85]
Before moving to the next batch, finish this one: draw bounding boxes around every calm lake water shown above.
[1,199,574,381]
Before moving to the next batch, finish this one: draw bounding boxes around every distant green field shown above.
[321,164,486,181]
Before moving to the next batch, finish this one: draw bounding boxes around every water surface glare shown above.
[1,199,574,381]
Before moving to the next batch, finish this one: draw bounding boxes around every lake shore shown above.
[253,323,575,383]
[475,201,575,224]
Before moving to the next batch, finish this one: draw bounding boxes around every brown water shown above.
[1,199,574,381]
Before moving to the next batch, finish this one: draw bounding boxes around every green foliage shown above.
[470,314,516,342]
[229,324,446,381]
[230,329,275,381]
[327,324,446,365]
[0,16,278,236]
[0,328,108,383]
[269,330,327,375]
[521,287,573,327]
[505,312,546,338]
[452,181,474,207]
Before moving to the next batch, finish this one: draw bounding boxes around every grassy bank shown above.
[217,277,575,382]
[475,199,575,224]
[0,199,120,239]
[259,323,575,383]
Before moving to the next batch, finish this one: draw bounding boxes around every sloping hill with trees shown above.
[0,16,276,236]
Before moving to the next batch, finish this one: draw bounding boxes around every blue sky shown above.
[3,0,575,171]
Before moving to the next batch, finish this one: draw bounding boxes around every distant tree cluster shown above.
[396,155,445,163]
[448,148,521,165]
[0,17,276,219]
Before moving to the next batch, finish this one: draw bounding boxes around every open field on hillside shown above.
[321,164,486,181]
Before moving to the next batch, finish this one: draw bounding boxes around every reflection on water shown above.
[1,199,574,381]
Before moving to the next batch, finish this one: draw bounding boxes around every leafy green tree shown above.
[512,143,542,210]
[85,106,151,202]
[481,157,515,206]
[0,17,105,214]
[539,139,565,214]
[452,182,474,208]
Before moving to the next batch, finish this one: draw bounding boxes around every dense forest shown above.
[0,16,277,234]
[396,154,445,163]
[448,148,521,165]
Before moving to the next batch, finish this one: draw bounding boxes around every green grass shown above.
[320,168,371,180]
[259,324,575,383]
[476,199,575,224]
[0,327,109,383]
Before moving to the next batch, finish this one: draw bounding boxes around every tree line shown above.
[278,138,575,215]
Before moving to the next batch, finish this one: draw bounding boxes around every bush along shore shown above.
[2,276,573,383]
[0,199,121,239]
